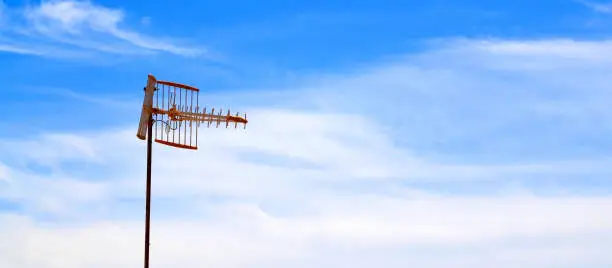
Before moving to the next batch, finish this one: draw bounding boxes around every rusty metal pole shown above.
[144,114,153,268]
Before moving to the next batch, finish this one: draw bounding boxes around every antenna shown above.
[136,74,248,268]
[137,74,248,149]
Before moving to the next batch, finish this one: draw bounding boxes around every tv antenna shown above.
[136,74,248,268]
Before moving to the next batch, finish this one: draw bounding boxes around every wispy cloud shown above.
[0,0,204,57]
[0,0,4,20]
[21,85,135,107]
[0,43,43,55]
[578,0,612,13]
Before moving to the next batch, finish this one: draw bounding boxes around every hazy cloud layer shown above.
[1,38,612,267]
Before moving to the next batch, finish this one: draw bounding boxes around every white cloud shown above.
[0,0,8,31]
[1,194,612,267]
[464,38,612,62]
[140,16,151,26]
[25,0,123,34]
[0,162,8,181]
[578,0,612,13]
[0,0,203,57]
[3,37,612,267]
[0,43,43,55]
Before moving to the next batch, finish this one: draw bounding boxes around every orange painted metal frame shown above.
[154,139,198,150]
[156,80,199,92]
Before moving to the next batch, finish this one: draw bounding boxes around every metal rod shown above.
[144,114,153,268]
[178,87,182,143]
[161,84,165,141]
[184,88,188,145]
[155,84,159,140]
[173,87,176,143]
[196,94,199,147]
[190,90,193,147]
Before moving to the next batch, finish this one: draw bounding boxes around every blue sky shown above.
[2,0,612,267]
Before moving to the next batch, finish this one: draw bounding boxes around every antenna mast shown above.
[136,74,248,268]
